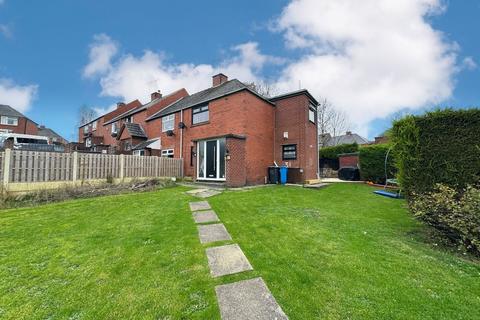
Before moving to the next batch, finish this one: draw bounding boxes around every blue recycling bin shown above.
[279,166,288,184]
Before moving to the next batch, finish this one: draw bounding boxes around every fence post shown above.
[72,152,78,183]
[119,154,125,180]
[3,148,11,188]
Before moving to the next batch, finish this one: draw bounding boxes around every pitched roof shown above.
[270,89,319,106]
[118,122,147,139]
[132,138,159,150]
[37,126,68,143]
[146,79,273,121]
[104,89,189,125]
[103,100,142,123]
[323,132,370,147]
[0,104,26,118]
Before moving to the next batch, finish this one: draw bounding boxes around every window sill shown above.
[191,121,210,127]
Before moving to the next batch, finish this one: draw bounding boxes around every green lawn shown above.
[1,184,479,319]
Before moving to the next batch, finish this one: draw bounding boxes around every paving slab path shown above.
[192,210,220,224]
[188,200,289,319]
[197,223,232,244]
[189,201,211,211]
[206,244,253,277]
[215,277,288,320]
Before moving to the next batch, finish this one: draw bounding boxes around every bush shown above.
[319,143,358,159]
[358,144,396,184]
[392,108,480,196]
[410,183,480,255]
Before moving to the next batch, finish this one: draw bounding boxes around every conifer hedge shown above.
[358,144,396,184]
[319,143,358,160]
[392,109,480,195]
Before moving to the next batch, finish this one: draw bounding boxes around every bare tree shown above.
[78,104,97,126]
[316,98,350,146]
[246,81,278,98]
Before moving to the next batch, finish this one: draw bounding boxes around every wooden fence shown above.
[0,149,183,189]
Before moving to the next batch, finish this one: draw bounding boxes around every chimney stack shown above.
[346,131,352,135]
[117,102,126,109]
[212,73,228,87]
[151,91,162,101]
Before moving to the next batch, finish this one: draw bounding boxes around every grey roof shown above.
[270,89,319,106]
[132,138,159,150]
[146,79,273,121]
[37,126,68,143]
[124,123,147,138]
[0,104,27,118]
[322,133,370,147]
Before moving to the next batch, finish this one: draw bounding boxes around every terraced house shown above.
[78,74,319,186]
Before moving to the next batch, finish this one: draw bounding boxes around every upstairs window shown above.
[282,144,297,160]
[162,114,175,132]
[111,122,118,133]
[125,116,133,123]
[83,125,89,133]
[192,105,209,125]
[308,105,316,123]
[92,121,97,130]
[1,116,18,126]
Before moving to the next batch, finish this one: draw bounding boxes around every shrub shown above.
[358,144,396,184]
[319,143,358,159]
[410,183,480,255]
[392,108,480,196]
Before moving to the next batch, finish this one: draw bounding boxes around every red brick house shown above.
[144,74,319,186]
[0,104,38,135]
[77,74,319,186]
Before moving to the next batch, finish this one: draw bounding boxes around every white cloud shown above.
[0,78,38,112]
[462,56,477,71]
[0,24,12,38]
[84,0,460,135]
[83,34,118,78]
[274,0,458,133]
[84,34,277,103]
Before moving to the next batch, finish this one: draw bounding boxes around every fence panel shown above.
[2,150,182,187]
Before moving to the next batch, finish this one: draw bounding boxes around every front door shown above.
[206,140,217,178]
[197,138,226,181]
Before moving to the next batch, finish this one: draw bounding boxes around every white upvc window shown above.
[308,105,316,123]
[83,125,89,133]
[1,116,19,126]
[85,137,92,147]
[161,149,174,158]
[111,122,118,133]
[162,114,175,132]
[92,121,97,130]
[133,150,145,156]
[125,116,133,123]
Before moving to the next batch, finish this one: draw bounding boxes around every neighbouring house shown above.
[37,125,68,145]
[0,104,38,135]
[77,73,319,186]
[320,131,370,147]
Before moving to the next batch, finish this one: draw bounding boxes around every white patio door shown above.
[197,138,226,181]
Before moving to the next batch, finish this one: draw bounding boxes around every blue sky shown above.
[0,0,478,141]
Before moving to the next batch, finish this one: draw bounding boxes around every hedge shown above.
[392,108,480,195]
[358,144,396,184]
[319,143,358,160]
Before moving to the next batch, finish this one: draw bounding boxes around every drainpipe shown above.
[180,110,183,158]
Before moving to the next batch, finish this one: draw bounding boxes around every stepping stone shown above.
[215,277,288,320]
[197,223,232,244]
[193,210,220,224]
[189,201,211,211]
[195,190,222,198]
[206,244,253,277]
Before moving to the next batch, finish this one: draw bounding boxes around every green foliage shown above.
[392,108,480,195]
[319,143,358,159]
[410,183,480,255]
[358,144,396,184]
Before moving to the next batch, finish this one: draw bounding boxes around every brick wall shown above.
[0,117,38,135]
[339,153,359,168]
[274,94,318,181]
[226,137,246,187]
